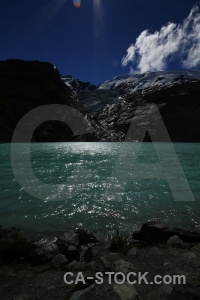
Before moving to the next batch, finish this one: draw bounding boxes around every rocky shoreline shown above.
[0,221,200,299]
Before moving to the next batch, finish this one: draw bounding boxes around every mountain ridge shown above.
[65,69,200,142]
[0,59,200,142]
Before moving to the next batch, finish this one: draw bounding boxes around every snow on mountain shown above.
[76,89,121,116]
[99,71,200,94]
[88,70,200,142]
[62,75,96,91]
[60,70,200,124]
[61,75,121,116]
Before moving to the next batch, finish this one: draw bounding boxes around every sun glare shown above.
[92,0,106,81]
[73,0,81,8]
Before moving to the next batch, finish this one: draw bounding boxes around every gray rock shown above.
[167,235,184,247]
[91,241,111,257]
[100,256,111,270]
[113,282,138,300]
[79,245,92,263]
[61,230,76,240]
[35,237,60,262]
[67,261,89,271]
[192,243,200,252]
[182,252,198,260]
[58,230,78,246]
[113,259,135,274]
[127,247,138,257]
[158,284,173,300]
[70,284,95,300]
[68,260,78,268]
[51,254,68,266]
[68,245,77,251]
[99,253,123,271]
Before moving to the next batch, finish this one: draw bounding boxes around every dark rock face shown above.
[132,221,200,243]
[89,78,200,142]
[0,59,84,143]
[35,237,60,263]
[74,89,121,117]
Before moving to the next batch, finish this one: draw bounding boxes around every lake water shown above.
[0,142,200,238]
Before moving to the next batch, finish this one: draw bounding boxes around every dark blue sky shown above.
[0,0,199,84]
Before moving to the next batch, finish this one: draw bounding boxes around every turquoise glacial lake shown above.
[0,142,200,238]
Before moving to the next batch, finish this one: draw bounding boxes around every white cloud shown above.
[122,3,200,72]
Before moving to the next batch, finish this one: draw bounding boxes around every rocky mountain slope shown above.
[77,71,200,142]
[62,75,97,92]
[0,60,82,143]
[1,59,200,143]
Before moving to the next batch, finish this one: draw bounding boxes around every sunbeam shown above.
[92,0,107,82]
[93,0,105,37]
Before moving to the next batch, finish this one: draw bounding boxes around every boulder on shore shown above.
[75,228,99,244]
[132,221,200,243]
